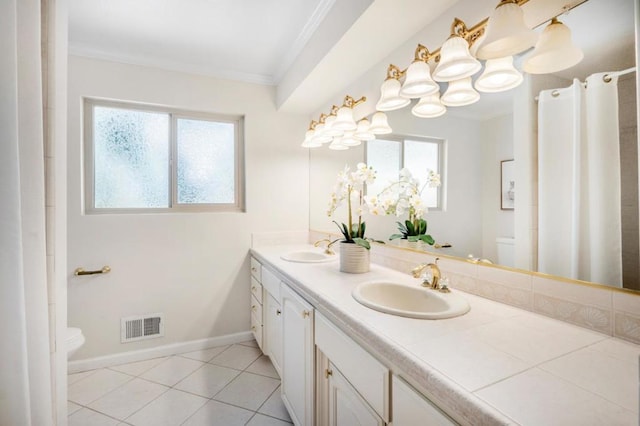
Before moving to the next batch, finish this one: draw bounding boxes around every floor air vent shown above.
[121,313,164,343]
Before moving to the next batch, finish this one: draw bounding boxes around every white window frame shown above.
[83,98,245,214]
[365,134,446,211]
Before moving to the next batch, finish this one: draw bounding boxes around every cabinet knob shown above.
[302,310,310,318]
[325,369,333,378]
[276,309,282,316]
[251,267,257,272]
[251,286,256,292]
[251,326,256,331]
[251,305,257,311]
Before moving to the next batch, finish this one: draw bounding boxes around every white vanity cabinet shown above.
[261,267,283,377]
[281,283,315,426]
[249,257,263,350]
[392,375,457,425]
[315,312,389,425]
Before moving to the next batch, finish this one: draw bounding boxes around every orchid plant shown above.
[327,163,377,249]
[365,168,441,244]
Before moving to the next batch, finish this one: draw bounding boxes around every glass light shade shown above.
[301,129,321,148]
[476,2,537,60]
[323,114,343,137]
[399,61,439,99]
[332,106,357,131]
[412,93,446,118]
[475,56,523,93]
[376,78,411,111]
[311,123,333,144]
[341,131,361,147]
[353,119,375,140]
[432,36,482,82]
[522,20,583,74]
[441,77,480,107]
[368,112,392,134]
[329,137,348,150]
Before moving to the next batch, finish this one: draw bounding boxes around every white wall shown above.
[67,56,309,359]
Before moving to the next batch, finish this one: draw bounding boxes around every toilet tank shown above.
[496,237,515,267]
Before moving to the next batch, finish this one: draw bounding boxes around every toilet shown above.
[66,327,85,359]
[496,237,515,267]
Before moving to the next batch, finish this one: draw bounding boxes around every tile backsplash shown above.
[307,230,640,345]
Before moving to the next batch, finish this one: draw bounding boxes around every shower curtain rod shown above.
[534,67,637,101]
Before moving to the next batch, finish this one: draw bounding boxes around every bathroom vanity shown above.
[250,244,639,426]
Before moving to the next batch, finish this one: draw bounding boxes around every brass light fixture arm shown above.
[342,95,367,108]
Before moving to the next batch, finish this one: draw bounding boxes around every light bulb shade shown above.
[476,2,537,60]
[433,36,482,82]
[329,137,348,150]
[399,61,439,98]
[441,77,480,107]
[332,106,358,131]
[341,131,361,147]
[323,115,343,137]
[368,112,392,134]
[475,56,523,93]
[522,20,583,74]
[311,124,333,144]
[376,78,411,111]
[301,129,321,148]
[353,119,375,140]
[412,93,446,118]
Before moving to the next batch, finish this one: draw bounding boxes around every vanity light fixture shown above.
[441,77,480,107]
[310,114,333,144]
[341,131,362,147]
[432,19,482,82]
[368,111,393,134]
[399,44,440,99]
[328,136,348,150]
[475,0,537,60]
[412,93,447,118]
[522,17,584,74]
[474,56,523,93]
[323,105,343,137]
[301,121,322,148]
[333,95,366,131]
[376,65,412,111]
[353,118,375,141]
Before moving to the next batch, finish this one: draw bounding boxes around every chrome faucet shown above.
[411,258,441,289]
[314,238,337,255]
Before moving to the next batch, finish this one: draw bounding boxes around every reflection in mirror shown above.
[309,0,638,292]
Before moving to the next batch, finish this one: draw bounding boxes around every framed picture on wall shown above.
[501,159,515,210]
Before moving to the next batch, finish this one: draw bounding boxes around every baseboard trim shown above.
[68,331,254,374]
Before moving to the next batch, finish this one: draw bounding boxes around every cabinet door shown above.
[281,284,314,426]
[264,292,282,377]
[392,375,457,426]
[327,363,384,426]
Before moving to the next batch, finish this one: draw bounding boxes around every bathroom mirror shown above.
[309,0,639,292]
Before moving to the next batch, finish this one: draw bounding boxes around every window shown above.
[366,135,445,210]
[84,99,244,213]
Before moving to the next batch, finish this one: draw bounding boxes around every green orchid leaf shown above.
[419,234,435,245]
[389,234,403,240]
[360,222,366,238]
[407,236,419,242]
[418,219,427,235]
[405,220,415,235]
[353,238,371,250]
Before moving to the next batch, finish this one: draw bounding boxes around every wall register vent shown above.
[121,313,164,343]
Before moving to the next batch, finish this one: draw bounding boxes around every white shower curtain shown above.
[1,0,54,424]
[538,73,623,287]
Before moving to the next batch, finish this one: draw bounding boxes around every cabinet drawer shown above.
[250,277,263,304]
[251,312,263,349]
[250,294,263,320]
[392,375,457,425]
[315,313,389,422]
[261,267,280,300]
[250,257,262,281]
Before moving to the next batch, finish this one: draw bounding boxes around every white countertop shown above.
[251,244,640,426]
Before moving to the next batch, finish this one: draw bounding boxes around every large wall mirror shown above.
[309,0,639,293]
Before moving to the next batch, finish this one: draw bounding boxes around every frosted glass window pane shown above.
[177,119,235,204]
[93,106,169,208]
[366,139,401,197]
[404,139,440,208]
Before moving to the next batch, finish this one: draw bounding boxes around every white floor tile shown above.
[68,369,132,405]
[214,372,280,411]
[67,401,83,416]
[179,346,230,362]
[126,389,208,426]
[109,357,168,377]
[246,355,279,379]
[238,339,259,348]
[68,408,120,426]
[174,363,241,398]
[182,400,254,426]
[258,387,291,422]
[540,347,639,413]
[476,368,636,425]
[140,356,205,387]
[209,344,262,370]
[68,369,98,385]
[88,378,168,420]
[247,413,293,426]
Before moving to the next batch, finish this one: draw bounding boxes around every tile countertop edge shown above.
[250,246,516,426]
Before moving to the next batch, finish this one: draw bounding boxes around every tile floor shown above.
[67,340,293,426]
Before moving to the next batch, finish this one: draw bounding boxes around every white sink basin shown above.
[352,281,470,319]
[281,250,337,263]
